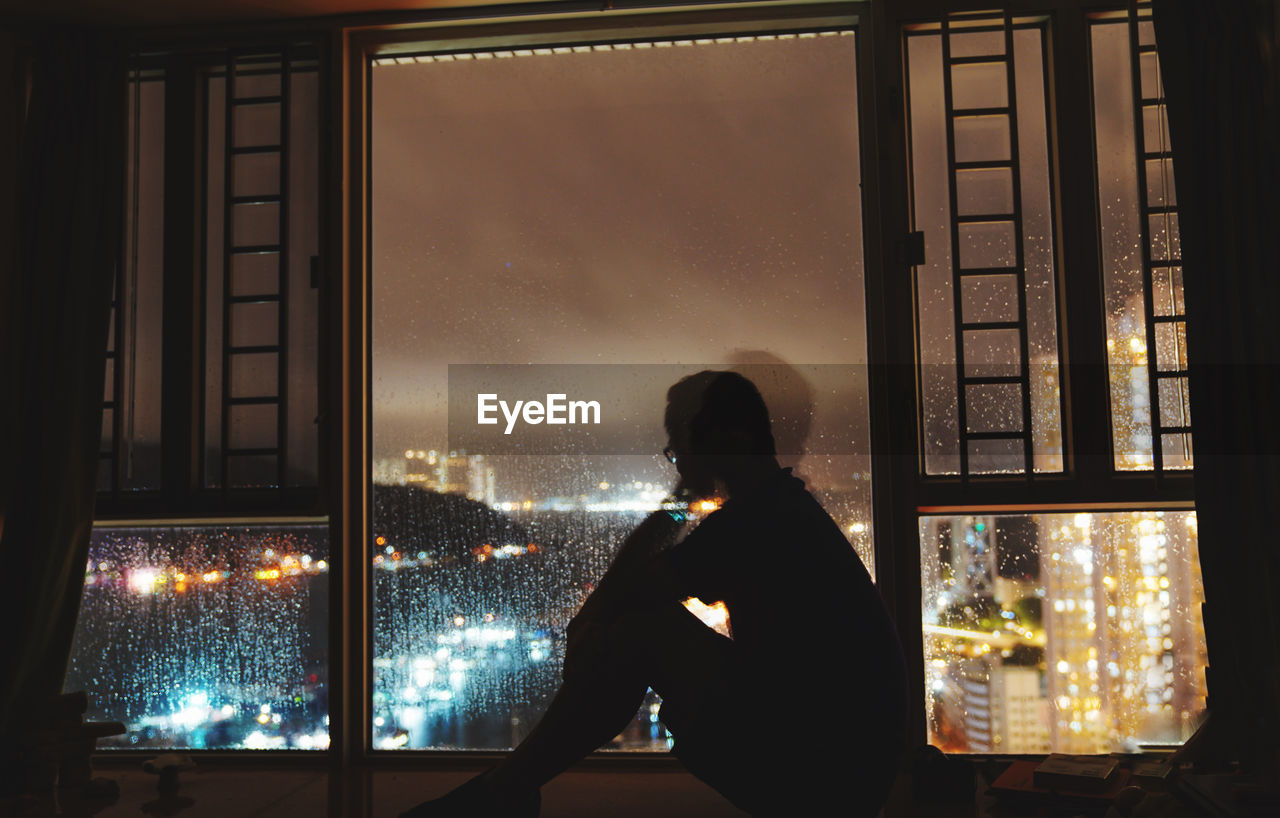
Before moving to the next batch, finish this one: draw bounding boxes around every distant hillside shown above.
[372,484,530,561]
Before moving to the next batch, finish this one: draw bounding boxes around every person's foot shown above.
[398,769,540,818]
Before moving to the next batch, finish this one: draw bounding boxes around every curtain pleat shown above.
[0,28,125,764]
[1153,0,1280,766]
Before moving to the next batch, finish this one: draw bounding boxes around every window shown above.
[71,44,330,750]
[369,24,873,751]
[68,0,1209,760]
[900,3,1204,753]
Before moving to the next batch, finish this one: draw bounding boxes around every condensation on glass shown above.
[65,522,329,749]
[203,52,322,490]
[1091,11,1191,471]
[920,511,1206,754]
[371,32,873,750]
[906,14,1064,476]
[100,74,166,494]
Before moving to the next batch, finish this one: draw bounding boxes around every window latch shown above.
[904,231,925,267]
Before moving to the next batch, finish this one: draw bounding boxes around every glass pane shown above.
[1092,19,1188,472]
[954,115,1011,163]
[205,66,321,490]
[1158,377,1191,429]
[963,328,1021,379]
[965,383,1022,433]
[949,30,1004,58]
[372,32,873,750]
[1154,321,1187,373]
[286,70,322,489]
[1149,212,1180,262]
[229,404,277,449]
[1145,158,1177,207]
[231,252,281,296]
[909,22,1061,476]
[967,437,1023,474]
[234,69,282,98]
[955,167,1014,216]
[958,221,1015,269]
[908,33,960,474]
[1139,51,1161,98]
[1142,105,1171,153]
[1162,432,1193,470]
[111,76,166,493]
[233,104,280,147]
[921,511,1207,753]
[951,61,1007,110]
[231,202,281,247]
[231,302,279,348]
[231,351,279,398]
[233,152,281,198]
[961,275,1019,323]
[1151,266,1184,316]
[65,522,329,749]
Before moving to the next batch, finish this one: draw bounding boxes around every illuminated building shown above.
[1042,515,1108,752]
[951,657,1050,753]
[1043,511,1205,752]
[403,448,497,506]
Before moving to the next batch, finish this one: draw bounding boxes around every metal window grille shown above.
[1127,2,1190,472]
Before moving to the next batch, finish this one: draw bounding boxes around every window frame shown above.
[874,0,1197,752]
[90,0,1202,763]
[344,0,880,763]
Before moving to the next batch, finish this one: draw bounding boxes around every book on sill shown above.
[1032,754,1120,791]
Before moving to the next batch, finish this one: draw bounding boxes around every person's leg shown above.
[485,602,733,803]
[399,602,731,815]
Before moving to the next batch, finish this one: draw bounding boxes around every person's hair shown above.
[665,370,776,456]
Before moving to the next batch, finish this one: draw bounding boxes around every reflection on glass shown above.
[65,523,330,749]
[921,511,1206,753]
[371,33,873,750]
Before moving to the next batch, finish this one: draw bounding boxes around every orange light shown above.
[376,536,387,546]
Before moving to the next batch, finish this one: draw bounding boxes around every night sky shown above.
[370,33,872,488]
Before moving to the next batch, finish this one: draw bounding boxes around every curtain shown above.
[1152,0,1280,768]
[0,28,125,786]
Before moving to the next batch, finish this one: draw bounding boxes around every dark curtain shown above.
[1153,1,1280,767]
[0,28,125,768]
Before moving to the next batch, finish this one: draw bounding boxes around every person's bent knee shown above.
[563,611,659,681]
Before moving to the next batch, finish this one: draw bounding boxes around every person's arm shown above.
[573,503,686,626]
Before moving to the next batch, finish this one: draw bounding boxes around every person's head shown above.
[664,370,777,497]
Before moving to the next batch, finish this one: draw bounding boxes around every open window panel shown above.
[99,50,323,503]
[370,28,874,750]
[905,11,1065,478]
[907,3,1205,756]
[1090,3,1190,473]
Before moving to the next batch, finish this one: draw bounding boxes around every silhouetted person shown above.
[403,371,907,817]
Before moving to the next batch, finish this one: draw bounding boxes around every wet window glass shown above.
[65,523,329,749]
[371,32,874,750]
[921,511,1205,753]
